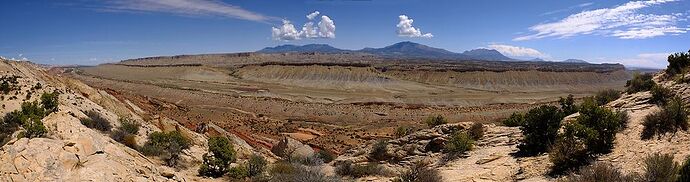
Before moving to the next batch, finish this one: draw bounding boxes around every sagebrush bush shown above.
[335,161,386,178]
[425,115,447,127]
[643,153,678,182]
[469,122,484,140]
[228,165,249,179]
[549,123,590,175]
[198,136,236,177]
[502,112,525,127]
[140,131,190,167]
[641,97,689,140]
[560,162,638,182]
[444,131,473,155]
[559,94,578,115]
[271,163,341,182]
[80,111,112,132]
[110,118,140,149]
[393,161,442,182]
[394,126,415,138]
[369,140,389,161]
[595,89,622,106]
[518,105,564,156]
[650,85,674,105]
[679,157,690,182]
[626,72,656,94]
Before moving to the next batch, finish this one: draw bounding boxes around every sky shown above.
[1,0,689,68]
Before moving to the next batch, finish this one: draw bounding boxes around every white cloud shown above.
[488,44,548,58]
[100,0,272,22]
[608,52,670,68]
[397,15,433,38]
[272,12,336,41]
[272,20,301,41]
[612,26,689,39]
[318,16,336,38]
[516,0,688,41]
[306,11,320,20]
[541,2,594,16]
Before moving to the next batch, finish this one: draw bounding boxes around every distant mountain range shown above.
[257,41,589,63]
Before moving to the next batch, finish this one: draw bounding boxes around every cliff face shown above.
[0,59,228,181]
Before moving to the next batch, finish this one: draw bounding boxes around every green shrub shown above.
[316,149,335,163]
[425,115,447,127]
[518,105,564,156]
[666,50,690,76]
[271,163,341,182]
[198,136,236,177]
[679,157,690,182]
[641,97,689,140]
[444,131,473,155]
[650,85,674,105]
[559,94,578,115]
[560,162,638,182]
[140,131,191,167]
[576,100,628,154]
[248,154,267,177]
[369,140,390,161]
[394,126,415,138]
[40,92,59,113]
[335,161,386,178]
[393,161,442,182]
[469,123,484,140]
[80,111,112,132]
[111,118,140,149]
[595,89,622,106]
[549,123,590,175]
[228,165,249,179]
[6,102,48,139]
[643,153,678,182]
[502,112,525,127]
[626,72,656,94]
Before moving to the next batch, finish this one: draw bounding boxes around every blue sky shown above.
[1,0,689,68]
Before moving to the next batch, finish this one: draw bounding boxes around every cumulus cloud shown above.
[272,11,336,41]
[515,0,688,41]
[488,44,548,58]
[306,11,320,20]
[318,16,336,38]
[397,15,433,38]
[98,0,273,22]
[272,20,301,41]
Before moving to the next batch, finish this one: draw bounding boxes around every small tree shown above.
[198,136,236,177]
[40,92,59,113]
[111,118,140,149]
[518,105,564,156]
[80,111,112,132]
[666,50,690,76]
[247,154,267,177]
[425,115,447,127]
[468,123,484,140]
[394,126,415,138]
[559,94,578,115]
[650,85,674,105]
